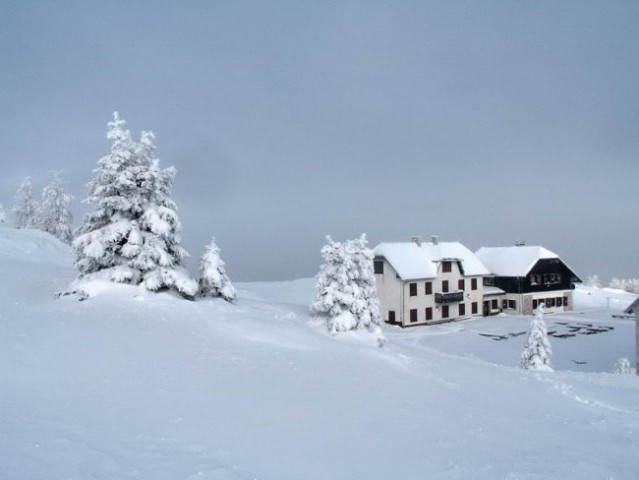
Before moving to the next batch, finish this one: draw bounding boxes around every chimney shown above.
[411,236,422,247]
[515,240,526,246]
[431,235,439,245]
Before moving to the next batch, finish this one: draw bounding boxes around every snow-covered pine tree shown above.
[36,171,74,244]
[125,130,197,296]
[198,237,236,303]
[12,177,38,228]
[312,234,386,346]
[612,357,636,375]
[520,302,553,371]
[72,113,197,298]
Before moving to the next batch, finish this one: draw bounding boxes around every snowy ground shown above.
[1,227,639,479]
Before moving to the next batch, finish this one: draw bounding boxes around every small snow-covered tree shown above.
[612,357,636,375]
[36,171,74,244]
[198,237,236,302]
[72,112,196,298]
[586,274,601,288]
[312,234,386,346]
[0,203,5,225]
[520,303,553,371]
[12,177,38,228]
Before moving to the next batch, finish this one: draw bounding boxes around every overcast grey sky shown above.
[1,1,637,282]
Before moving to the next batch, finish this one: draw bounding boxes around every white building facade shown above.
[373,237,490,327]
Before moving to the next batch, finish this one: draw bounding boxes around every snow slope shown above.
[2,226,639,479]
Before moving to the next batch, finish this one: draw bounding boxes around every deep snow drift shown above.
[1,227,638,479]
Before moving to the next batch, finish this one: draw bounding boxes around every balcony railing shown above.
[435,291,464,304]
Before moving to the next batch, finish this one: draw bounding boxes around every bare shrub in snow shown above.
[198,237,236,303]
[612,358,636,375]
[12,177,38,229]
[72,113,197,298]
[521,303,553,371]
[35,171,74,244]
[312,234,386,346]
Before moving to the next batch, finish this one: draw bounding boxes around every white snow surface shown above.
[374,241,490,280]
[2,226,639,479]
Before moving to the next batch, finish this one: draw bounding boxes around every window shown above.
[532,299,538,310]
[374,260,384,274]
[425,282,432,295]
[546,298,555,307]
[491,299,498,309]
[442,261,452,273]
[471,302,478,314]
[556,297,562,307]
[442,305,449,318]
[471,278,478,290]
[484,276,494,286]
[442,280,449,293]
[410,309,418,323]
[425,307,433,321]
[502,299,508,309]
[459,303,466,316]
[530,274,542,286]
[458,279,465,291]
[508,300,516,310]
[409,283,417,296]
[563,297,568,307]
[388,311,396,323]
[543,273,562,285]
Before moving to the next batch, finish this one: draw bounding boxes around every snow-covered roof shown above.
[475,245,559,277]
[483,286,506,296]
[624,297,639,315]
[373,241,491,280]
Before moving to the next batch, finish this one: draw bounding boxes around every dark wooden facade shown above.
[487,258,581,294]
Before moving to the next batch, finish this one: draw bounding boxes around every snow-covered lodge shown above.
[373,238,582,327]
[475,245,582,316]
[373,237,490,327]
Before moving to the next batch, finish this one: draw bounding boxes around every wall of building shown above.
[374,259,404,324]
[375,258,484,326]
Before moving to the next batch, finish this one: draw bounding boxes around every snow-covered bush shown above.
[198,237,236,303]
[612,357,636,375]
[12,177,38,228]
[312,234,386,346]
[520,303,553,371]
[35,171,74,244]
[72,113,197,298]
[609,277,639,294]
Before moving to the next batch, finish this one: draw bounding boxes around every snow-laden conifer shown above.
[612,357,636,375]
[12,177,38,228]
[312,234,386,346]
[36,172,74,244]
[520,303,553,371]
[72,113,197,298]
[198,237,236,303]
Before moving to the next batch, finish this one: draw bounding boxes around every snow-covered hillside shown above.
[1,227,638,480]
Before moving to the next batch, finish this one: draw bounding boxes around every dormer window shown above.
[442,261,452,273]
